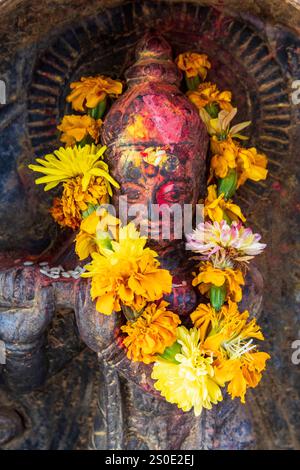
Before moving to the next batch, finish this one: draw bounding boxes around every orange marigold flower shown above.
[67,75,123,111]
[58,115,102,146]
[192,262,244,303]
[121,301,181,364]
[204,184,246,223]
[50,197,78,230]
[50,175,110,230]
[176,52,211,79]
[187,82,232,112]
[214,352,270,403]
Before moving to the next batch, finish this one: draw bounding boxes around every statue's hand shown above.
[74,278,122,355]
[0,265,55,392]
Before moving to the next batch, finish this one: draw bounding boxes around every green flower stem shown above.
[210,284,227,311]
[82,203,98,219]
[122,305,143,323]
[88,97,107,120]
[78,134,93,148]
[159,341,181,364]
[205,102,219,118]
[185,74,201,91]
[222,212,233,225]
[218,168,238,200]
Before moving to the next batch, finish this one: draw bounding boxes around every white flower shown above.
[186,220,266,262]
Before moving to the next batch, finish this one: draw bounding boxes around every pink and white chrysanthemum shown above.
[186,220,266,262]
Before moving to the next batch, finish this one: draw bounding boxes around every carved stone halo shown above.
[27,0,291,220]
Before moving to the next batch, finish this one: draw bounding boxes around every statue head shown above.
[102,32,208,249]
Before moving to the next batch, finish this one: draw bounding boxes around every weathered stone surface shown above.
[0,407,24,445]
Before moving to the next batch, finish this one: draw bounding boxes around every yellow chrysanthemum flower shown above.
[236,147,268,187]
[57,115,102,146]
[204,184,246,223]
[67,75,123,111]
[176,52,211,79]
[82,223,172,315]
[152,326,223,416]
[121,301,181,364]
[187,82,232,112]
[75,209,120,260]
[192,262,244,303]
[28,144,119,193]
[50,175,110,230]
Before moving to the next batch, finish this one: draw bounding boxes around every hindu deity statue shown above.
[0,31,262,450]
[74,32,260,449]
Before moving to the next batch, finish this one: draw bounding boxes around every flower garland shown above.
[29,55,270,417]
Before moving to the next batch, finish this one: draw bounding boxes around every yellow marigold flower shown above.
[191,302,216,342]
[82,223,172,315]
[209,137,268,186]
[209,136,238,181]
[191,300,270,403]
[187,82,232,112]
[176,52,211,79]
[215,352,270,403]
[192,301,262,354]
[222,353,269,402]
[28,144,119,193]
[192,262,244,303]
[57,115,102,146]
[67,75,123,111]
[236,147,268,187]
[60,133,77,148]
[50,175,110,230]
[204,184,246,223]
[75,209,120,260]
[151,326,223,416]
[121,301,181,364]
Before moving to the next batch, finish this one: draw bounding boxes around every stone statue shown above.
[0,30,262,450]
[75,32,260,450]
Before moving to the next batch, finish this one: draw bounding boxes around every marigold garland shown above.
[28,52,270,417]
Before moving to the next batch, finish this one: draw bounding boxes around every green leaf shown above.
[159,341,182,364]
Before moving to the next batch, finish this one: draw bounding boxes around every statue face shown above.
[101,33,209,247]
[111,144,204,245]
